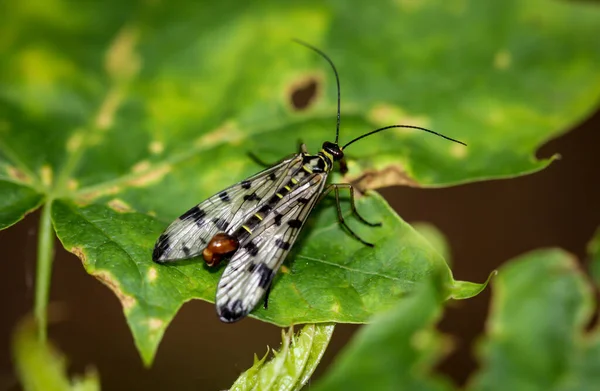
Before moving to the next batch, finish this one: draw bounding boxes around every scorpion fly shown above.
[152,40,466,323]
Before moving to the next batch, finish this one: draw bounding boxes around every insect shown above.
[152,40,466,323]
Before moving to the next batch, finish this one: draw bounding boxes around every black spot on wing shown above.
[212,218,229,231]
[269,172,277,181]
[241,180,251,189]
[180,207,206,226]
[219,191,230,202]
[275,238,291,250]
[298,197,310,204]
[244,240,259,256]
[288,219,302,228]
[182,246,191,257]
[254,263,274,289]
[259,204,273,215]
[243,193,261,202]
[246,215,261,230]
[152,233,170,262]
[274,214,283,226]
[218,299,246,323]
[233,226,251,242]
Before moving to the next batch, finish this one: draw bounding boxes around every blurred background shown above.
[1,0,599,390]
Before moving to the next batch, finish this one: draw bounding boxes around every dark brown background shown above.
[1,107,598,390]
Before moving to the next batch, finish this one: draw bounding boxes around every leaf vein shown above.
[297,254,403,282]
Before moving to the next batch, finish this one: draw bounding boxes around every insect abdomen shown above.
[202,233,239,267]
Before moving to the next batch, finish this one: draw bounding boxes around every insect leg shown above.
[333,185,375,247]
[263,283,272,309]
[248,151,273,167]
[334,184,382,227]
[248,151,301,167]
[318,184,334,203]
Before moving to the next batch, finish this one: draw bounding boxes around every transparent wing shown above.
[216,173,327,322]
[153,154,303,262]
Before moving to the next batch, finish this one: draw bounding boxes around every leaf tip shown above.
[450,269,496,300]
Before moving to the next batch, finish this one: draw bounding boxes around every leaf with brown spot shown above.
[6,166,32,183]
[107,198,133,213]
[92,270,136,312]
[348,164,420,191]
[289,75,322,111]
[69,246,87,263]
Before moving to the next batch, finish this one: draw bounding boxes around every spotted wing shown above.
[153,154,303,262]
[216,173,327,322]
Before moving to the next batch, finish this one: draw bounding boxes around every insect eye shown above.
[322,141,344,161]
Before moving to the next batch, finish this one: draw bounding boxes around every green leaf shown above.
[231,323,335,391]
[313,246,600,391]
[12,315,100,391]
[52,192,483,364]
[1,0,598,364]
[469,249,599,391]
[313,278,453,391]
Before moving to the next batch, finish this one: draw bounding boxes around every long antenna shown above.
[342,124,467,150]
[293,39,342,144]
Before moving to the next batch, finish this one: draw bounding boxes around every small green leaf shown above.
[12,316,100,391]
[313,279,453,391]
[231,323,335,391]
[469,249,599,391]
[231,350,270,390]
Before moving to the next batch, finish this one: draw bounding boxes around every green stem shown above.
[34,200,54,341]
